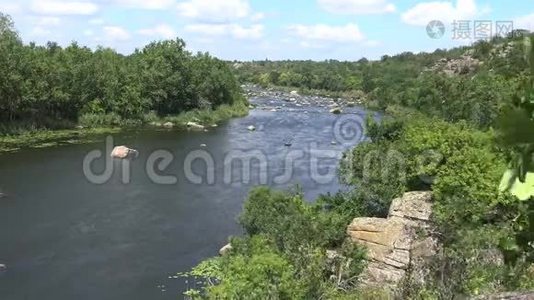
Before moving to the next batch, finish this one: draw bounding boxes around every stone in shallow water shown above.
[219,243,232,256]
[330,108,342,114]
[110,146,138,159]
[163,122,174,128]
[186,122,204,131]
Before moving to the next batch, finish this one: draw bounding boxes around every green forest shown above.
[0,13,246,139]
[181,32,534,298]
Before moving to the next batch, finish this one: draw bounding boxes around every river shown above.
[0,95,371,300]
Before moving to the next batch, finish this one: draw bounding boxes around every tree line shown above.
[235,31,529,131]
[0,13,244,132]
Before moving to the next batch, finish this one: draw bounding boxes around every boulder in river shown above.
[111,146,138,159]
[0,264,6,272]
[219,243,233,256]
[330,108,342,114]
[163,122,174,128]
[290,90,299,96]
[186,122,205,131]
[247,125,256,131]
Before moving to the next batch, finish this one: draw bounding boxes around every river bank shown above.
[0,85,356,154]
[0,102,249,154]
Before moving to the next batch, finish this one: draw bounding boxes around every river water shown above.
[0,96,371,300]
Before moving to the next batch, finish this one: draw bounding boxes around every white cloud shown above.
[185,23,263,39]
[34,17,62,26]
[0,3,22,14]
[250,12,265,22]
[363,40,381,47]
[30,26,52,36]
[115,0,176,10]
[177,0,252,22]
[103,26,131,41]
[138,24,177,39]
[287,23,365,44]
[401,0,483,26]
[30,0,99,15]
[89,18,105,25]
[515,13,534,32]
[84,29,94,36]
[318,0,395,14]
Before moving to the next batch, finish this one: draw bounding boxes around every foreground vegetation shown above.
[183,33,534,298]
[0,13,247,151]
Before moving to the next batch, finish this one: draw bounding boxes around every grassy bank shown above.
[0,102,249,154]
[0,127,121,153]
[158,101,249,128]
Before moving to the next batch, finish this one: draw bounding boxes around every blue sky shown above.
[1,0,533,60]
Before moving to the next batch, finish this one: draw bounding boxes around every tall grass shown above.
[0,102,249,153]
[163,102,249,128]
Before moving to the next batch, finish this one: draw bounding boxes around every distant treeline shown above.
[235,30,531,129]
[0,13,244,131]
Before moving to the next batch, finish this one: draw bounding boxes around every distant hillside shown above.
[233,30,533,129]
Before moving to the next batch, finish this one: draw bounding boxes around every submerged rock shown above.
[330,108,342,114]
[111,146,139,159]
[186,122,205,131]
[163,122,174,128]
[0,264,6,272]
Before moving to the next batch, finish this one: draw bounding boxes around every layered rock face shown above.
[426,55,481,76]
[347,191,437,289]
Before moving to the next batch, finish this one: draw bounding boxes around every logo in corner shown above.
[426,20,445,39]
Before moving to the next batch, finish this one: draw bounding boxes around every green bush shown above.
[78,112,122,127]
